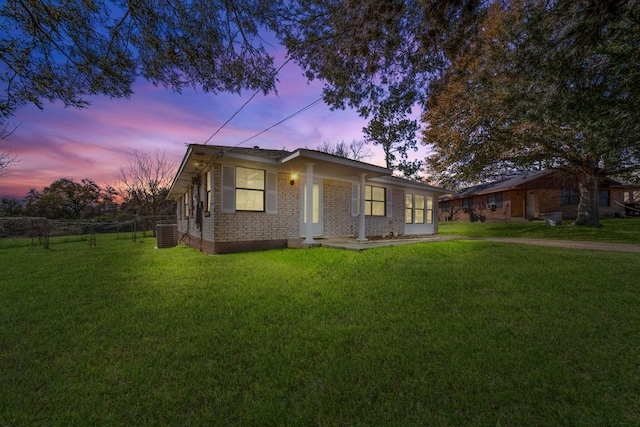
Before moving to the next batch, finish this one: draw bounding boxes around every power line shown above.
[234,97,324,147]
[202,58,292,145]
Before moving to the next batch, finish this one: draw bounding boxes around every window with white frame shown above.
[235,166,265,211]
[406,193,431,224]
[405,193,413,224]
[183,191,190,218]
[416,195,427,224]
[205,170,212,213]
[365,185,386,216]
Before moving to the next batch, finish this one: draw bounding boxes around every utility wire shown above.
[202,58,292,145]
[234,97,324,147]
[198,96,324,173]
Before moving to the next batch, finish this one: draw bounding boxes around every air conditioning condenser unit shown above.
[156,224,178,248]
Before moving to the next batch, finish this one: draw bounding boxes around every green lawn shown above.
[439,217,640,244]
[1,235,639,425]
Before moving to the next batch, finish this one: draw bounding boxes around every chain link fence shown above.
[0,216,177,248]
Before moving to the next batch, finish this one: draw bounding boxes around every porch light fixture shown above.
[290,172,298,186]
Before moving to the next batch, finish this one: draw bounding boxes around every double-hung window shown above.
[561,189,579,205]
[405,194,413,224]
[405,193,433,224]
[487,192,503,208]
[414,195,425,224]
[426,196,433,224]
[365,185,386,216]
[205,170,212,213]
[235,166,265,212]
[462,197,473,211]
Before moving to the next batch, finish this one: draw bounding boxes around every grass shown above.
[1,235,639,425]
[439,217,640,244]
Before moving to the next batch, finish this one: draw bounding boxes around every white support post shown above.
[357,173,368,242]
[303,163,316,244]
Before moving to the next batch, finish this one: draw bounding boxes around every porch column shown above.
[357,173,368,242]
[303,163,316,244]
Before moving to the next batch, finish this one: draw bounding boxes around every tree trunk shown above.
[572,170,602,227]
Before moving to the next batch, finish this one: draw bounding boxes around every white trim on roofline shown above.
[281,149,391,175]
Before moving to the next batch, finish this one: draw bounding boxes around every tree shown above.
[1,1,484,125]
[0,197,22,216]
[278,0,483,114]
[362,90,423,179]
[315,139,373,161]
[423,0,640,227]
[0,121,18,176]
[0,0,282,127]
[113,149,176,216]
[25,178,104,218]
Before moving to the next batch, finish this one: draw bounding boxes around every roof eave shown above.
[281,149,391,176]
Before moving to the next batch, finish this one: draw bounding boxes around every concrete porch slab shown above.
[316,235,462,251]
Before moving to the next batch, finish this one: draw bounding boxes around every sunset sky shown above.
[1,53,429,200]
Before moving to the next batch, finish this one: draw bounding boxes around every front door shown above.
[300,179,323,237]
[526,190,536,218]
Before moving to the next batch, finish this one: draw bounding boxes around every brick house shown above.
[438,170,638,223]
[167,144,448,254]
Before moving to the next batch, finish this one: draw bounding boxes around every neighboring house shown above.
[167,144,449,254]
[438,170,640,223]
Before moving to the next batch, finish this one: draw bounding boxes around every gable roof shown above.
[442,170,635,201]
[452,170,550,199]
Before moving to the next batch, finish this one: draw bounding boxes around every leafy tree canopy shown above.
[0,0,482,124]
[362,88,423,178]
[24,177,105,218]
[423,0,640,226]
[277,0,481,115]
[0,0,281,124]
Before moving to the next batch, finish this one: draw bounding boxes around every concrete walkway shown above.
[318,235,640,253]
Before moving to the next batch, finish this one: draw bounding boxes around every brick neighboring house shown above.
[167,144,449,254]
[438,170,640,223]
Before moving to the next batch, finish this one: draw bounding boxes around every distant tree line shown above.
[0,149,176,220]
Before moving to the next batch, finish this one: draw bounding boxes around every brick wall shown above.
[323,180,357,237]
[213,166,299,242]
[438,187,626,223]
[177,165,446,249]
[365,188,405,236]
